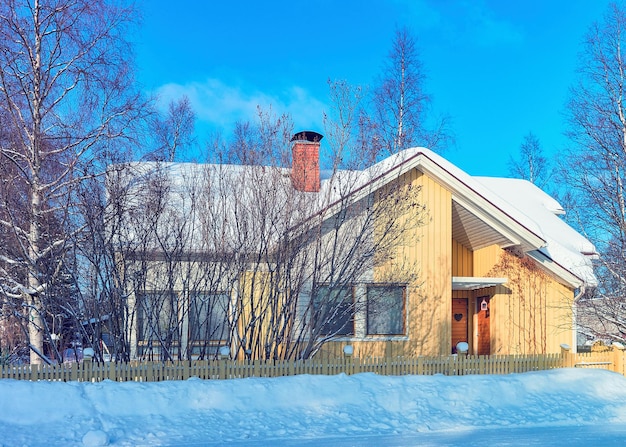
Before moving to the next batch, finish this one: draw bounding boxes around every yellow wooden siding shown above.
[236,270,282,359]
[545,280,575,352]
[400,170,452,356]
[323,168,452,358]
[472,244,500,277]
[322,228,575,358]
[480,249,574,355]
[452,239,473,277]
[470,246,501,355]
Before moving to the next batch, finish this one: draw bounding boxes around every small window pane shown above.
[313,285,354,336]
[138,292,179,342]
[367,285,405,335]
[189,293,229,343]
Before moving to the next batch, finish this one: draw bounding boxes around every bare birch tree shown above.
[563,2,626,344]
[147,96,196,162]
[0,0,144,364]
[508,132,551,189]
[372,27,451,156]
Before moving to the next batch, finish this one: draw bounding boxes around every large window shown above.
[189,292,230,343]
[366,285,405,335]
[137,292,180,343]
[313,285,354,336]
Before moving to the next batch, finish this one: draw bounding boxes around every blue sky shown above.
[134,0,613,177]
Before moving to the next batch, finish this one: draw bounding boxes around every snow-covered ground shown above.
[2,368,626,446]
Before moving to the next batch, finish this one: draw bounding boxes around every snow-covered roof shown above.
[313,146,597,288]
[111,146,597,288]
[108,161,300,254]
[475,177,597,288]
[363,147,597,288]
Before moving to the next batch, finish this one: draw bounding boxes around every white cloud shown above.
[154,79,327,133]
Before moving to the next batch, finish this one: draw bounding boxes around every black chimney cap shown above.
[291,131,323,143]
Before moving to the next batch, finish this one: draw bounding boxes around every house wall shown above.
[126,259,239,359]
[451,240,475,352]
[402,169,453,356]
[319,168,453,359]
[473,247,574,355]
[318,235,575,359]
[452,239,473,276]
[317,171,573,359]
[126,164,576,360]
[236,270,279,360]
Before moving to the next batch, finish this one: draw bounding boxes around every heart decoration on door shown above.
[454,313,463,321]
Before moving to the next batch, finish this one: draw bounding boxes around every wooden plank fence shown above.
[2,348,625,382]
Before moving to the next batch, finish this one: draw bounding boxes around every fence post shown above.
[83,358,91,382]
[70,361,78,381]
[613,344,625,376]
[560,343,573,368]
[343,345,354,375]
[83,347,95,382]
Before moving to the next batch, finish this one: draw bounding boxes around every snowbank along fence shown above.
[1,347,624,382]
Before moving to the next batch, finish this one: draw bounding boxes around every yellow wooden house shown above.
[118,132,596,360]
[316,145,597,358]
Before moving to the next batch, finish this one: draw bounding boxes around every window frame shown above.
[365,284,406,336]
[188,291,230,344]
[313,284,355,337]
[137,291,180,345]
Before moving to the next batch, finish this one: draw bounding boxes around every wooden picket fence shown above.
[1,348,624,382]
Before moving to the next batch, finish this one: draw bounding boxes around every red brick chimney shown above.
[291,131,322,192]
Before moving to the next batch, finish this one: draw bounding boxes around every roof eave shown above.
[527,250,585,289]
[416,152,546,252]
[306,148,547,255]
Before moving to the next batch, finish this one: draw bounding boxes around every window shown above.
[137,292,179,342]
[366,285,405,335]
[313,285,354,336]
[189,292,230,343]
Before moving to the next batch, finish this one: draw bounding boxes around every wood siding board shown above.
[472,248,576,355]
[369,169,452,357]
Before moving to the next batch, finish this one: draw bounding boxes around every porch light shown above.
[480,298,488,311]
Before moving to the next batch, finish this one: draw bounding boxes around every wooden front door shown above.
[451,298,468,353]
[477,296,491,355]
